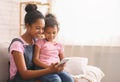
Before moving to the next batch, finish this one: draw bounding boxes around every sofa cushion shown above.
[64,57,88,76]
[0,42,9,82]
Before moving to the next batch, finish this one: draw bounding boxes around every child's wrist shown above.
[46,68,54,73]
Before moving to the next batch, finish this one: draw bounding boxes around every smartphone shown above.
[59,58,69,65]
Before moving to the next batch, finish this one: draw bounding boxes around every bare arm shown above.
[12,50,63,80]
[33,45,49,68]
[59,52,64,61]
[59,44,64,61]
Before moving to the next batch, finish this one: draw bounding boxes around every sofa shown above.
[0,42,104,82]
[0,42,9,82]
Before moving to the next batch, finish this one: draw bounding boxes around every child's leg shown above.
[58,71,74,82]
[37,73,62,82]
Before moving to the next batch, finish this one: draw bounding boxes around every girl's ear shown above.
[57,26,60,32]
[58,29,59,32]
[25,23,29,28]
[25,24,31,30]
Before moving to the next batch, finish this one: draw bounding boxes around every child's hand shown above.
[48,63,64,73]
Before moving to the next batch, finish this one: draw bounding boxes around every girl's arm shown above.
[12,50,64,80]
[33,45,49,68]
[59,43,64,61]
[59,52,64,61]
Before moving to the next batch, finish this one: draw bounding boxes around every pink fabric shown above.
[9,37,26,79]
[35,39,64,65]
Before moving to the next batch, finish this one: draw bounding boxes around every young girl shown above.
[33,14,74,82]
[8,4,64,82]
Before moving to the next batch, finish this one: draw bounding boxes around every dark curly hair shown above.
[24,4,44,25]
[45,13,59,31]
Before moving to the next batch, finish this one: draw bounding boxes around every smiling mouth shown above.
[37,34,44,39]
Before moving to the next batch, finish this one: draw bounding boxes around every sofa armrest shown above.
[83,65,105,82]
[71,65,105,82]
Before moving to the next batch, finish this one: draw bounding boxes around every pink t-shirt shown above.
[9,37,28,79]
[35,39,64,65]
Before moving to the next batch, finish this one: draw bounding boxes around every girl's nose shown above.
[39,29,44,34]
[50,34,54,37]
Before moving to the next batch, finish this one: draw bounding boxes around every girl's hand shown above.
[48,63,64,73]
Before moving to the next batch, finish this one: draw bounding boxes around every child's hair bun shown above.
[25,4,37,13]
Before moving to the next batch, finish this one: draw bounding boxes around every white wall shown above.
[0,0,19,43]
[52,0,120,46]
[0,0,45,43]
